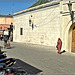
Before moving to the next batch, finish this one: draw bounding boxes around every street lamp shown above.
[68,1,72,11]
[68,1,74,23]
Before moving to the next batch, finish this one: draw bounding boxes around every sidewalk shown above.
[0,41,75,75]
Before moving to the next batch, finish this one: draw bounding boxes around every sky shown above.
[0,0,53,15]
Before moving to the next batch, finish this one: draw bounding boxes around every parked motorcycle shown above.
[0,47,27,75]
[0,63,26,75]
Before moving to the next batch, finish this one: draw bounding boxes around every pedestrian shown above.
[0,35,1,40]
[4,35,8,48]
[1,35,3,41]
[6,38,10,49]
[57,38,62,54]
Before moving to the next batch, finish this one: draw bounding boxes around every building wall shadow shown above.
[11,59,43,75]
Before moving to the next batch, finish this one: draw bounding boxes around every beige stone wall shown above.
[13,4,61,46]
[0,17,13,24]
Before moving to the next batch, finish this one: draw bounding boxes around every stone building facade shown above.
[13,0,75,53]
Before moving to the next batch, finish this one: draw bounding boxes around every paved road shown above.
[0,41,75,75]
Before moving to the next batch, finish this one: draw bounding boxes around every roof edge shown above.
[0,15,13,17]
[14,1,60,16]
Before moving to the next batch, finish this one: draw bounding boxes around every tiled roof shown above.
[14,1,60,16]
[28,0,50,8]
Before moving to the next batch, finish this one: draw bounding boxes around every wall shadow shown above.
[11,59,43,75]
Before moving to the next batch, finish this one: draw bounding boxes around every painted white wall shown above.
[60,1,75,52]
[13,4,61,47]
[13,0,75,52]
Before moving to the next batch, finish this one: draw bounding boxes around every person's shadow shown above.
[61,50,66,54]
[6,46,15,49]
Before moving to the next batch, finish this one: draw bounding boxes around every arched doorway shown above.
[68,22,75,52]
[72,25,75,52]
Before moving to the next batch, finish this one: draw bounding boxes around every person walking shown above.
[4,35,8,48]
[1,35,3,41]
[57,38,62,54]
[0,35,1,40]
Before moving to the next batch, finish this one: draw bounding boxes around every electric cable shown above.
[37,13,60,27]
[35,7,56,25]
[24,6,59,30]
[24,13,59,30]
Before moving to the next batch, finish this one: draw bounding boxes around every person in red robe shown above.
[57,38,62,54]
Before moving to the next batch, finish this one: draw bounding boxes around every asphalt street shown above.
[0,41,75,75]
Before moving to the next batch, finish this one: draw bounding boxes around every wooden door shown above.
[72,27,75,52]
